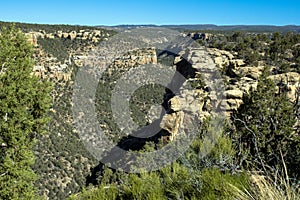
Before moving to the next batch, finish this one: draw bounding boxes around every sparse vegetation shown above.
[0,20,114,33]
[198,31,300,73]
[0,22,299,199]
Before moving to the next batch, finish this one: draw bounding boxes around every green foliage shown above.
[0,20,116,35]
[200,168,250,200]
[244,50,259,65]
[189,73,206,90]
[182,117,237,171]
[2,22,297,199]
[72,161,251,200]
[38,37,70,62]
[70,184,119,200]
[95,68,122,142]
[201,31,300,72]
[122,172,165,200]
[61,59,299,199]
[32,67,98,199]
[0,26,52,199]
[72,117,252,200]
[95,64,166,142]
[38,37,100,63]
[129,84,165,127]
[159,162,200,199]
[232,67,299,177]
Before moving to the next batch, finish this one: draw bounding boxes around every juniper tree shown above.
[232,67,299,177]
[0,26,52,199]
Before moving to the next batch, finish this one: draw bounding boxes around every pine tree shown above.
[0,26,52,199]
[232,67,299,177]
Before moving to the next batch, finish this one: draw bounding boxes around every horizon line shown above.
[1,20,300,27]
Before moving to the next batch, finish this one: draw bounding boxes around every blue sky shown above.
[0,0,299,26]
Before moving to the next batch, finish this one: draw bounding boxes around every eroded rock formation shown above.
[160,47,299,139]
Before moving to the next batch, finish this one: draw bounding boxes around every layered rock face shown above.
[25,29,111,45]
[28,32,160,199]
[111,48,157,68]
[22,29,300,199]
[31,28,297,143]
[30,32,157,85]
[208,48,299,112]
[160,47,299,140]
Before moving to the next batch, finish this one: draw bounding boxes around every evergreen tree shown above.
[0,26,52,199]
[232,67,299,177]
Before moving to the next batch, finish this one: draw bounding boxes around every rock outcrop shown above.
[111,48,157,69]
[160,47,221,140]
[22,28,300,199]
[160,46,299,138]
[268,72,300,101]
[26,29,111,44]
[160,111,184,141]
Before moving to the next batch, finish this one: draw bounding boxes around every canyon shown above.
[9,27,298,199]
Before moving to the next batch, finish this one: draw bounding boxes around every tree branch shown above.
[233,117,268,173]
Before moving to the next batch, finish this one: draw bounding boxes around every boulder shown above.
[230,59,245,67]
[238,77,258,93]
[92,37,99,43]
[236,66,264,80]
[226,99,243,109]
[214,56,229,67]
[208,48,234,60]
[219,99,243,111]
[214,56,223,66]
[160,111,183,141]
[268,72,299,102]
[287,85,299,102]
[169,96,181,112]
[33,65,45,72]
[224,89,243,99]
[220,50,234,60]
[268,72,299,84]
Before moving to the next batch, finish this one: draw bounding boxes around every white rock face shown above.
[159,46,300,141]
[224,89,243,99]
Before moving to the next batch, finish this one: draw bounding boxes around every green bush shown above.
[232,67,299,178]
[200,168,250,200]
[71,117,252,200]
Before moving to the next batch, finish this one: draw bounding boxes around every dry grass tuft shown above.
[229,152,300,200]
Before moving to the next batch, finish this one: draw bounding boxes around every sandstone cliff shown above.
[20,28,300,199]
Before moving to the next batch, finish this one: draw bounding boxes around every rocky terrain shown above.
[26,29,111,46]
[23,29,162,199]
[102,24,300,33]
[12,26,299,199]
[160,46,299,141]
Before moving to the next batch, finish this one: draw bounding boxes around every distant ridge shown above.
[99,24,300,33]
[1,21,299,33]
